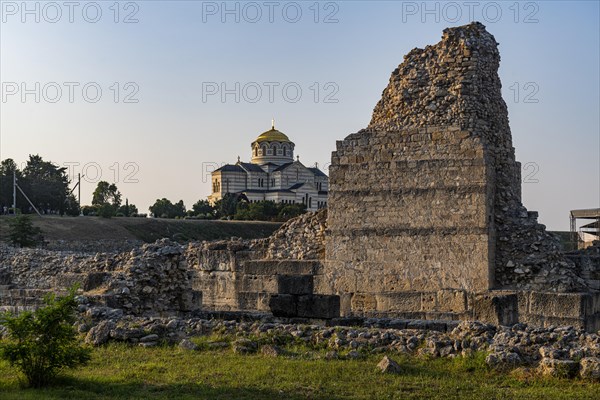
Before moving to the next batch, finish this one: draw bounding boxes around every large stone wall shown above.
[323,22,583,315]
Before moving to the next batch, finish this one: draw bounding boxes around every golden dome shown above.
[254,121,292,143]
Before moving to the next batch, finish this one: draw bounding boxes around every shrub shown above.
[7,214,43,247]
[97,204,116,218]
[0,287,91,388]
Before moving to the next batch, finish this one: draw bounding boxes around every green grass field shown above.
[0,215,281,244]
[0,343,598,400]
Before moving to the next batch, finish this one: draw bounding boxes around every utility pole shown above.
[12,170,16,214]
[78,173,81,214]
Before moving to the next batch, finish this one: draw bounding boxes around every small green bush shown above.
[97,204,115,218]
[7,214,43,247]
[0,287,91,388]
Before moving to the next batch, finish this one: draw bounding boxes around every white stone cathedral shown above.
[208,122,328,211]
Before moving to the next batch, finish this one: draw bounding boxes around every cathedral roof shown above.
[254,121,292,143]
[254,127,291,143]
[307,167,328,177]
[273,162,294,172]
[238,162,265,173]
[214,164,244,173]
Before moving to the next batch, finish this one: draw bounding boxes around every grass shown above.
[0,215,281,244]
[120,218,281,243]
[0,342,598,399]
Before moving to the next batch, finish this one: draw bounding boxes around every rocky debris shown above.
[0,243,115,289]
[565,241,600,292]
[0,239,201,317]
[495,209,586,292]
[261,344,285,357]
[265,209,326,260]
[73,315,599,380]
[85,320,116,346]
[233,338,258,354]
[179,338,198,351]
[377,356,401,374]
[579,357,600,381]
[97,239,199,316]
[537,358,578,378]
[485,351,523,370]
[184,237,263,270]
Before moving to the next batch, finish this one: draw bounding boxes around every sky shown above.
[0,0,598,230]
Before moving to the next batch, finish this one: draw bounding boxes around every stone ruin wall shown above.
[323,126,492,294]
[322,22,586,318]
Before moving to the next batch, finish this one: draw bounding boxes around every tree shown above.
[214,193,239,218]
[192,200,214,216]
[92,181,121,208]
[117,199,138,217]
[64,194,80,217]
[0,287,91,388]
[173,200,186,218]
[91,181,122,218]
[149,198,173,218]
[21,155,70,215]
[149,198,186,218]
[7,215,43,247]
[0,159,21,212]
[278,203,307,220]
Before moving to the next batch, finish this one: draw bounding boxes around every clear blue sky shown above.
[1,1,598,230]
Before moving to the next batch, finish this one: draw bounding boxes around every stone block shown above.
[277,275,313,295]
[375,292,422,313]
[239,275,277,293]
[469,293,518,326]
[268,294,297,317]
[351,293,377,312]
[421,292,437,311]
[436,289,467,313]
[338,293,353,317]
[529,292,591,318]
[297,295,340,319]
[238,292,270,311]
[243,260,320,276]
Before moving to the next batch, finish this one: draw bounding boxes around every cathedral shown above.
[208,122,328,211]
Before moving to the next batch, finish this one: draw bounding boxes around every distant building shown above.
[208,122,328,211]
[570,208,600,249]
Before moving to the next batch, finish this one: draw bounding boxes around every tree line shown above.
[0,156,78,216]
[0,155,139,218]
[149,193,307,222]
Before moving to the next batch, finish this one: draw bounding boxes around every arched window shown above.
[261,145,267,156]
[283,146,287,156]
